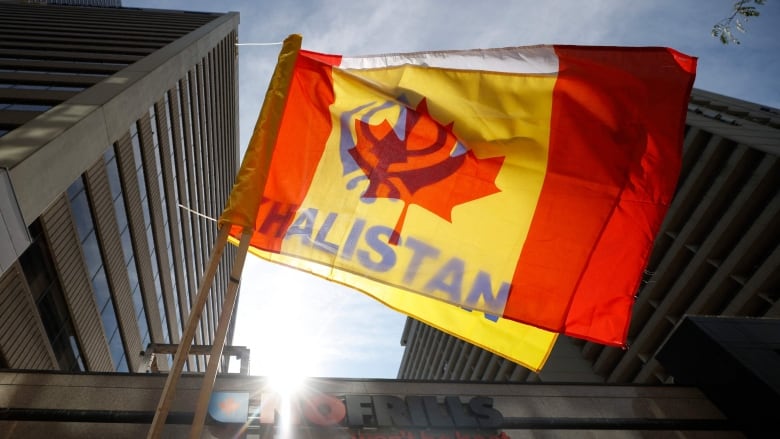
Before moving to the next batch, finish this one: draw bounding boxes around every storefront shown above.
[0,371,742,438]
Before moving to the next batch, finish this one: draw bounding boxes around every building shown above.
[0,2,240,374]
[397,87,780,384]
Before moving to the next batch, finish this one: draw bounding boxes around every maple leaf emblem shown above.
[348,99,504,244]
[219,397,240,414]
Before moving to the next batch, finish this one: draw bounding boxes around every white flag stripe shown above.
[338,45,559,74]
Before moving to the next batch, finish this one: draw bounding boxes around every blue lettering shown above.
[465,271,510,316]
[285,208,317,245]
[290,211,506,321]
[313,212,339,255]
[484,313,499,322]
[357,225,397,272]
[341,218,366,261]
[403,237,440,284]
[461,307,501,322]
[424,258,464,302]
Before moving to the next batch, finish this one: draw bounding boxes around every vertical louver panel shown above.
[41,196,112,372]
[182,71,204,281]
[167,86,197,329]
[155,97,188,348]
[138,113,179,342]
[114,132,164,344]
[84,158,143,372]
[0,263,58,370]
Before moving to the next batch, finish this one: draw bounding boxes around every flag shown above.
[221,35,696,369]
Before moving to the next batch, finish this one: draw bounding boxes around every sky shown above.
[125,0,780,379]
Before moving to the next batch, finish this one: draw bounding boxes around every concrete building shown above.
[0,2,240,373]
[397,88,780,384]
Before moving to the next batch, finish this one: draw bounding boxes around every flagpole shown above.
[188,229,253,439]
[147,225,230,439]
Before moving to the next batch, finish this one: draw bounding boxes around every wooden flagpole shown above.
[147,225,232,438]
[188,229,252,438]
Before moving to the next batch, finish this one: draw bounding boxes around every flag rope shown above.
[177,203,217,223]
[235,42,283,46]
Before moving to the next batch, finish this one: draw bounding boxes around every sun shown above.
[264,336,309,398]
[232,258,335,382]
[249,302,320,389]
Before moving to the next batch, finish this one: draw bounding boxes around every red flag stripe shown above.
[503,46,696,345]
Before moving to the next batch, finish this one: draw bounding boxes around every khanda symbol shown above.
[339,98,504,245]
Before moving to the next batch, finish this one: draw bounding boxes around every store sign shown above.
[259,394,502,428]
[210,392,510,438]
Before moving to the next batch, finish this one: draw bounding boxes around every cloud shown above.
[233,0,779,151]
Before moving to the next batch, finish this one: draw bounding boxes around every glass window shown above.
[131,274,143,311]
[91,266,111,314]
[146,225,155,254]
[126,257,137,289]
[70,195,93,243]
[114,196,128,232]
[19,240,53,302]
[69,335,86,371]
[108,329,128,372]
[105,151,122,198]
[131,123,142,166]
[66,177,84,200]
[120,228,133,265]
[0,103,52,112]
[164,92,175,153]
[100,302,122,346]
[100,298,119,338]
[82,231,102,278]
[116,358,129,373]
[48,85,84,92]
[137,170,148,203]
[13,84,47,90]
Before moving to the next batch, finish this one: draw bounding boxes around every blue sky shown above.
[126,1,779,379]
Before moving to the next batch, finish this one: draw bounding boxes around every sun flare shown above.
[235,259,343,381]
